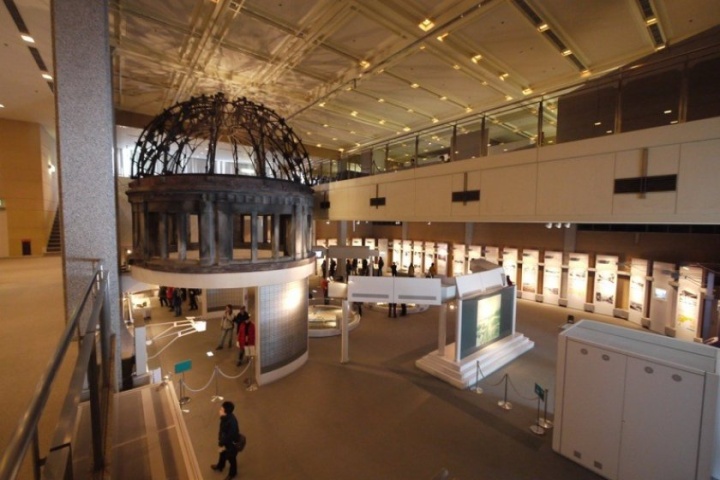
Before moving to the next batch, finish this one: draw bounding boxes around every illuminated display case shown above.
[521,249,539,300]
[501,248,518,286]
[459,286,515,359]
[567,253,589,310]
[543,250,563,305]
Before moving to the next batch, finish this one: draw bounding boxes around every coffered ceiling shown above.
[2,0,720,155]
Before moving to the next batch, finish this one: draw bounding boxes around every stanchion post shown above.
[474,360,483,394]
[529,395,545,435]
[245,356,258,391]
[539,388,553,429]
[179,374,190,405]
[497,374,512,410]
[211,367,223,402]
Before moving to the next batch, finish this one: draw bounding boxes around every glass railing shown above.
[315,43,720,183]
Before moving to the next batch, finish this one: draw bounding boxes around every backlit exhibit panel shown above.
[459,287,515,359]
[593,254,618,316]
[328,238,337,246]
[468,246,483,267]
[392,239,401,269]
[649,261,675,334]
[402,240,412,270]
[423,242,435,274]
[453,244,466,276]
[676,266,702,341]
[437,242,449,276]
[412,242,423,273]
[351,238,362,247]
[258,279,308,374]
[543,251,562,305]
[365,238,376,250]
[377,239,389,271]
[521,249,539,300]
[567,253,589,310]
[628,259,649,324]
[484,246,499,265]
[502,248,518,286]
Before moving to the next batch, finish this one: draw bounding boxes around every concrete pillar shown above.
[52,0,121,386]
[251,211,258,262]
[272,213,280,259]
[563,224,577,255]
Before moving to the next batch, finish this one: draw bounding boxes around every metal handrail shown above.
[0,265,109,480]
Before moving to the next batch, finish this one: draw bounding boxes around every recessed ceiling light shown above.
[403,127,410,132]
[471,54,482,64]
[431,118,439,123]
[21,34,35,43]
[42,73,53,81]
[379,119,385,124]
[537,24,549,32]
[499,73,509,81]
[436,33,448,42]
[655,44,666,51]
[418,19,434,31]
[350,111,358,117]
[453,64,461,70]
[594,121,602,126]
[664,109,672,114]
[522,88,533,95]
[645,17,657,25]
[377,98,385,103]
[439,96,447,101]
[0,104,4,108]
[581,69,591,77]
[407,108,414,113]
[323,124,329,127]
[316,144,322,147]
[359,60,370,69]
[410,83,420,89]
[465,107,472,113]
[319,102,325,107]
[505,95,513,101]
[561,49,572,56]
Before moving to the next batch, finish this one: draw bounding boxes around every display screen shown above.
[654,288,667,300]
[459,287,515,359]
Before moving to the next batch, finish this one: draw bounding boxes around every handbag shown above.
[233,433,247,452]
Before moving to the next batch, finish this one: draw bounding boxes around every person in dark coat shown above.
[211,401,241,479]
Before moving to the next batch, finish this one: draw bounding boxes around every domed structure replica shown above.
[126,93,317,385]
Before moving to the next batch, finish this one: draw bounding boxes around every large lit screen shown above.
[459,287,515,359]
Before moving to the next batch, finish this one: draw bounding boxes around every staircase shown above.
[46,210,61,255]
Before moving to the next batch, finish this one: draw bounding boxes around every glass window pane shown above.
[486,103,538,156]
[417,125,453,165]
[555,80,618,144]
[621,67,681,132]
[687,52,720,122]
[387,138,416,171]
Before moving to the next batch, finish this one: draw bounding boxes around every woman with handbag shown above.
[211,401,241,479]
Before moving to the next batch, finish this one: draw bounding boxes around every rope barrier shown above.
[506,375,540,402]
[181,368,219,393]
[174,361,254,398]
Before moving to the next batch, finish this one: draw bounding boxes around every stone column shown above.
[176,213,188,261]
[216,200,232,265]
[251,211,258,262]
[199,195,215,266]
[158,212,168,259]
[272,213,280,259]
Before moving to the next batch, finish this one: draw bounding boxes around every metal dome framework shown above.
[131,93,316,185]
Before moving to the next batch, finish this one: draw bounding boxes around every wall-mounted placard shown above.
[567,253,589,310]
[436,242,449,277]
[484,246,499,265]
[628,259,649,324]
[676,266,702,341]
[453,244,467,276]
[543,251,562,305]
[521,249,539,300]
[593,254,618,316]
[501,248,518,286]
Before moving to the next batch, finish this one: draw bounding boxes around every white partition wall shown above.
[377,238,389,273]
[453,244,466,277]
[521,249,539,300]
[543,251,563,305]
[484,246,499,265]
[628,259,650,325]
[676,266,703,341]
[593,254,619,316]
[436,242,449,276]
[501,248,518,286]
[567,253,590,311]
[650,261,676,334]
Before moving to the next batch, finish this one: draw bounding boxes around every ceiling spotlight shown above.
[561,49,572,57]
[505,95,513,101]
[439,96,447,101]
[350,111,358,117]
[316,144,322,148]
[537,24,549,32]
[21,34,35,43]
[499,73,509,81]
[410,83,420,89]
[378,119,386,124]
[522,87,533,95]
[378,98,385,103]
[319,102,326,107]
[359,60,371,69]
[465,107,472,113]
[564,223,571,228]
[436,33,449,42]
[0,104,4,108]
[418,18,435,31]
[431,118,439,123]
[403,126,411,132]
[645,17,658,25]
[555,223,562,228]
[323,124,329,127]
[453,64,461,70]
[581,69,591,77]
[471,54,483,64]
[41,73,53,81]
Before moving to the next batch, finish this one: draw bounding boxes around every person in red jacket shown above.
[236,314,256,366]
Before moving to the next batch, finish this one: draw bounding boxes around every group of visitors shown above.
[216,304,255,367]
[158,286,200,317]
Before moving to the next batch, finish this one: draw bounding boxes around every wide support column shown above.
[216,200,232,265]
[176,213,188,260]
[158,213,168,259]
[199,196,216,266]
[52,0,122,388]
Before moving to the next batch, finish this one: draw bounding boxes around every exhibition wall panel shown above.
[415,174,453,218]
[677,138,720,215]
[480,163,537,216]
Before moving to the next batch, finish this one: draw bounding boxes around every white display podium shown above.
[553,320,720,480]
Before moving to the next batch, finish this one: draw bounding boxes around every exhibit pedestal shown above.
[415,332,534,389]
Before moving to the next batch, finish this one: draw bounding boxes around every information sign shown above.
[174,359,192,374]
[534,383,545,401]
